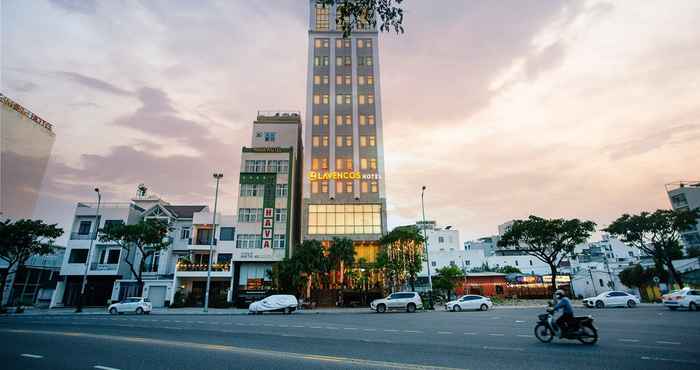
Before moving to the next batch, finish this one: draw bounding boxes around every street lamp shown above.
[204,173,223,312]
[421,185,434,310]
[76,187,101,313]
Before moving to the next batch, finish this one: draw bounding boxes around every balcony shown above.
[188,238,217,246]
[90,263,118,271]
[176,262,230,272]
[70,232,97,240]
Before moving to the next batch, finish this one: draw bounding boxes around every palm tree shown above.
[293,240,325,299]
[329,237,355,288]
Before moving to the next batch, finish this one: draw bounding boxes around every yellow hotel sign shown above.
[307,171,380,181]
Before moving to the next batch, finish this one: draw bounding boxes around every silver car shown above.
[370,292,423,313]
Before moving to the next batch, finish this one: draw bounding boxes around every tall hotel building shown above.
[302,1,388,260]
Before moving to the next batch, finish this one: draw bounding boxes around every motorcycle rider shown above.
[552,289,575,336]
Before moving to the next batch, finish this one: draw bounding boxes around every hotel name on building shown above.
[307,171,381,181]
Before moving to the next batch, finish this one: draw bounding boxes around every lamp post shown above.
[204,173,223,312]
[421,186,434,310]
[76,188,101,313]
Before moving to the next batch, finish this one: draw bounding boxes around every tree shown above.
[99,219,170,296]
[378,225,424,292]
[318,0,405,37]
[604,208,700,288]
[293,240,326,298]
[499,216,596,294]
[328,237,355,288]
[0,219,63,308]
[618,264,668,289]
[269,258,307,296]
[432,265,463,301]
[496,265,522,274]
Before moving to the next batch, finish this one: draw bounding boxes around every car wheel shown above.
[595,301,605,309]
[627,300,636,308]
[406,303,416,313]
[284,307,292,315]
[376,304,386,313]
[453,305,461,312]
[109,308,118,315]
[136,307,144,315]
[689,302,697,311]
[480,304,488,311]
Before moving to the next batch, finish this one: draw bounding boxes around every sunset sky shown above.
[3,0,699,244]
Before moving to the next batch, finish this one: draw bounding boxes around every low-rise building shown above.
[666,181,700,251]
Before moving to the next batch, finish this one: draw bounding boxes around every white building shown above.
[417,222,487,277]
[666,181,700,250]
[231,111,302,305]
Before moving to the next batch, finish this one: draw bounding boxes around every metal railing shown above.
[90,263,118,271]
[176,262,230,272]
[70,232,97,240]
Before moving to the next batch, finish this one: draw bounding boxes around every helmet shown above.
[555,289,566,298]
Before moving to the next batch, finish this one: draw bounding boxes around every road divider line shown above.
[383,329,399,332]
[618,339,639,343]
[463,332,477,335]
[437,331,453,335]
[343,327,358,330]
[488,334,504,337]
[404,330,422,333]
[362,328,376,331]
[20,353,43,359]
[655,341,681,345]
[641,356,697,364]
[483,346,524,352]
[4,329,464,370]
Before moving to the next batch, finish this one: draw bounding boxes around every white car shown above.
[108,297,152,315]
[446,295,493,312]
[582,291,640,308]
[370,292,423,313]
[662,288,699,311]
[248,294,298,314]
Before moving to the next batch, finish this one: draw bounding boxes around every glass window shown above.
[78,221,92,235]
[180,227,190,240]
[368,94,374,104]
[273,234,286,249]
[368,115,375,125]
[369,136,376,146]
[313,115,320,126]
[360,136,367,147]
[367,75,374,85]
[322,136,329,146]
[307,203,382,235]
[359,115,366,125]
[345,75,351,85]
[236,234,261,249]
[312,136,320,147]
[312,158,319,170]
[68,249,88,263]
[315,4,329,30]
[360,158,368,170]
[322,115,329,125]
[219,227,235,241]
[336,75,343,85]
[370,158,377,170]
[336,115,343,125]
[358,76,365,85]
[345,136,352,146]
[275,184,288,198]
[336,136,343,147]
[361,181,368,193]
[370,181,378,193]
[238,208,263,223]
[275,209,287,223]
[311,181,319,194]
[321,181,329,193]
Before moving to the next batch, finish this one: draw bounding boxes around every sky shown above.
[2,0,699,245]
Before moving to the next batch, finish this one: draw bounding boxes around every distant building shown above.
[0,93,56,219]
[1,246,65,307]
[666,181,700,250]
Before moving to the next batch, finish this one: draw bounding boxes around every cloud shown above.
[56,71,132,96]
[606,123,700,161]
[48,0,97,15]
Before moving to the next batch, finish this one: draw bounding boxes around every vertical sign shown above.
[240,172,277,253]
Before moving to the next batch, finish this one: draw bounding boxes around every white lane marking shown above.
[618,339,639,343]
[656,341,681,345]
[483,346,524,352]
[20,353,44,359]
[463,332,477,335]
[383,329,400,332]
[516,334,531,338]
[310,326,322,329]
[515,320,525,323]
[94,366,121,370]
[437,331,453,335]
[363,328,376,331]
[488,333,504,337]
[641,356,696,364]
[174,320,182,323]
[343,327,358,330]
[403,330,422,333]
[325,327,339,330]
[291,325,304,328]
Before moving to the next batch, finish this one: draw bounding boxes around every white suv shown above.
[108,297,152,315]
[370,292,423,313]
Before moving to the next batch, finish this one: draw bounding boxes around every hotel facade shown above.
[301,1,389,263]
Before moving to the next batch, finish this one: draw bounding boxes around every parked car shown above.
[662,288,699,311]
[370,292,423,313]
[582,291,640,308]
[248,294,298,314]
[108,297,152,315]
[445,295,493,312]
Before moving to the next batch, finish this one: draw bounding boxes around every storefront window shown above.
[307,204,381,235]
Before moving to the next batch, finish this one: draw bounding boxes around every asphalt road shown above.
[1,305,698,370]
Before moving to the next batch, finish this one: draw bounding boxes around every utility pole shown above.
[421,186,434,310]
[204,173,223,312]
[76,188,101,313]
[589,268,598,296]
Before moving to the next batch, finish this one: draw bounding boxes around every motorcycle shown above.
[534,308,598,345]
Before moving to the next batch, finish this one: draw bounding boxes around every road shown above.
[1,305,698,370]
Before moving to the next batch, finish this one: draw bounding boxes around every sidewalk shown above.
[1,306,373,316]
